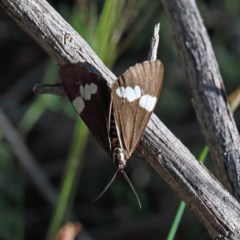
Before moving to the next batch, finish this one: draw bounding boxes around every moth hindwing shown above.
[60,64,111,153]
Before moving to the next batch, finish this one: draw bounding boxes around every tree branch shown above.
[1,0,240,238]
[33,23,160,95]
[161,0,240,200]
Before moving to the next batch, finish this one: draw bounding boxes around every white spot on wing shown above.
[79,83,98,100]
[84,84,91,100]
[126,87,138,102]
[80,85,84,97]
[139,95,157,112]
[116,85,141,102]
[116,86,157,111]
[90,83,97,94]
[73,96,85,113]
[116,87,126,98]
[134,86,141,98]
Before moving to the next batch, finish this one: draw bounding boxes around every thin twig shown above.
[33,83,65,96]
[148,23,160,61]
[0,107,58,206]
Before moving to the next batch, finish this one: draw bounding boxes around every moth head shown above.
[112,147,126,172]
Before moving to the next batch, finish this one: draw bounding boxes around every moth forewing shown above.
[60,65,111,153]
[112,60,164,158]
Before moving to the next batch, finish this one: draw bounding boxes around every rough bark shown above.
[1,0,240,239]
[161,0,240,201]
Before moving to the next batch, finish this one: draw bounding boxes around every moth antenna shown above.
[122,170,142,209]
[92,169,119,203]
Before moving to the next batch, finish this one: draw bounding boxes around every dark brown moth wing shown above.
[111,60,164,158]
[60,65,111,153]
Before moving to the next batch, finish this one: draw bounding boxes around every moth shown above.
[60,60,164,208]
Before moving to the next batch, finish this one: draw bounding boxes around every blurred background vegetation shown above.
[0,0,239,239]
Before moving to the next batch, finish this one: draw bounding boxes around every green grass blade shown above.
[0,142,25,240]
[198,146,209,164]
[93,0,122,63]
[166,201,186,240]
[18,94,59,136]
[18,61,58,136]
[45,118,88,240]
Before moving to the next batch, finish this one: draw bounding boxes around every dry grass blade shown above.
[0,107,58,206]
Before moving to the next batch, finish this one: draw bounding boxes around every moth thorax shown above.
[113,147,126,172]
